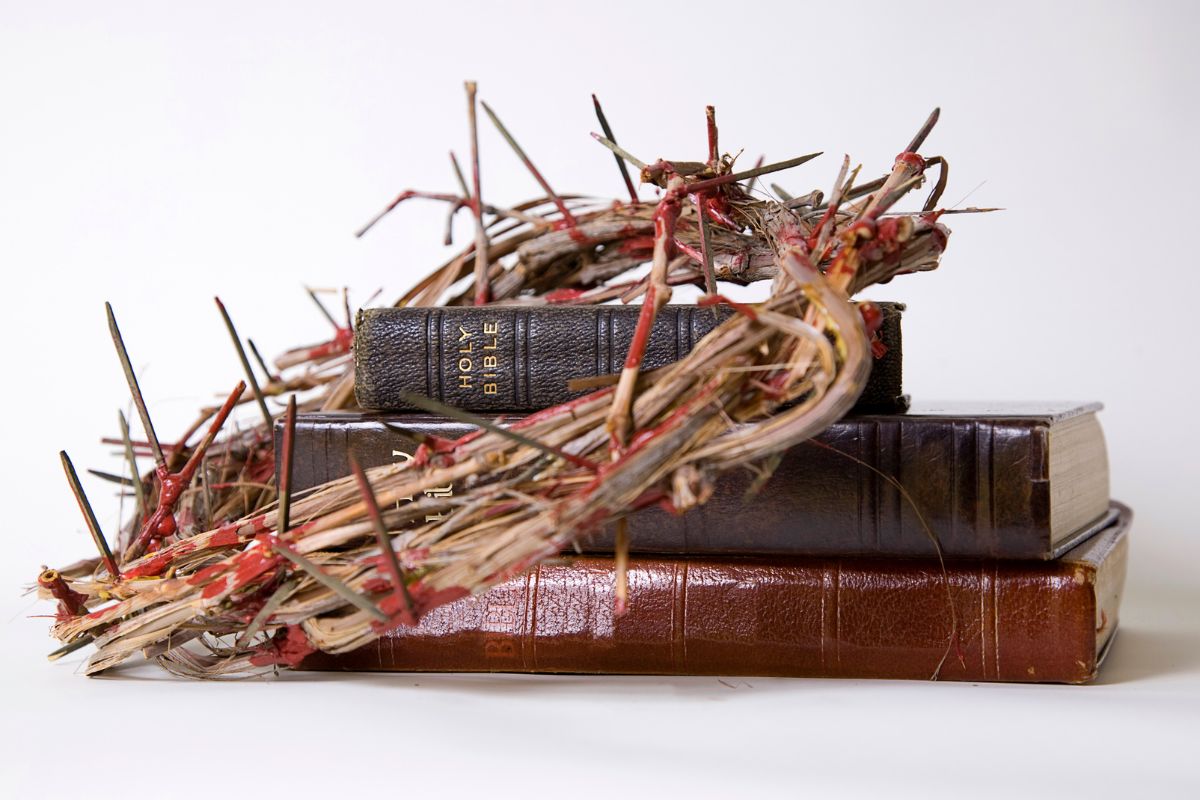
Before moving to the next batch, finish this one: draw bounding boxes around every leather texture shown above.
[278,403,1109,559]
[301,502,1130,683]
[353,302,906,412]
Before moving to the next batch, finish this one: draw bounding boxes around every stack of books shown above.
[281,302,1128,683]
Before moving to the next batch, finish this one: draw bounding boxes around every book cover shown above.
[278,402,1110,560]
[302,503,1131,683]
[354,302,905,412]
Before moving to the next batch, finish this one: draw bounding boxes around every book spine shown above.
[353,303,905,413]
[301,509,1129,683]
[282,411,1068,559]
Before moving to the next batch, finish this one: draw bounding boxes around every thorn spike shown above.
[592,93,638,203]
[449,150,471,198]
[278,395,297,533]
[305,287,341,330]
[697,200,718,299]
[685,152,823,195]
[480,100,576,226]
[705,105,718,165]
[742,155,765,195]
[105,302,164,467]
[178,380,246,482]
[396,390,597,471]
[465,81,490,305]
[904,107,941,154]
[214,297,273,428]
[118,409,147,517]
[60,451,120,577]
[47,634,96,662]
[246,338,278,383]
[349,454,416,619]
[590,132,647,171]
[273,543,389,622]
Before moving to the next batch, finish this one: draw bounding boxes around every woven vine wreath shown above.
[39,85,975,677]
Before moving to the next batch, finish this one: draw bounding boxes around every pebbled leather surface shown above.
[354,302,906,412]
[301,503,1130,682]
[278,404,1109,559]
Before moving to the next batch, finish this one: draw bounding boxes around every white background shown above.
[2,1,1197,797]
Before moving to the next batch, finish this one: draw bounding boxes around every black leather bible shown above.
[354,302,906,413]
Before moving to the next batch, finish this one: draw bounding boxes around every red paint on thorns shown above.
[230,547,283,591]
[249,624,317,667]
[859,302,887,358]
[363,578,391,594]
[407,584,470,617]
[304,326,354,361]
[373,593,417,628]
[188,562,229,587]
[210,525,241,548]
[126,381,246,562]
[201,577,229,600]
[544,288,587,303]
[513,385,615,429]
[894,151,926,171]
[122,551,175,579]
[698,294,759,321]
[617,235,655,255]
[622,285,657,371]
[673,238,705,265]
[39,570,88,619]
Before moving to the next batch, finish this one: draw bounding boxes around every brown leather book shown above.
[302,502,1130,683]
[353,302,906,412]
[279,402,1111,559]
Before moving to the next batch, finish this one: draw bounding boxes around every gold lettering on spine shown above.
[392,450,455,522]
[453,320,500,395]
[482,320,499,395]
[457,325,474,389]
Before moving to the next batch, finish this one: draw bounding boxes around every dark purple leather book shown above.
[353,302,905,413]
[277,403,1111,560]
